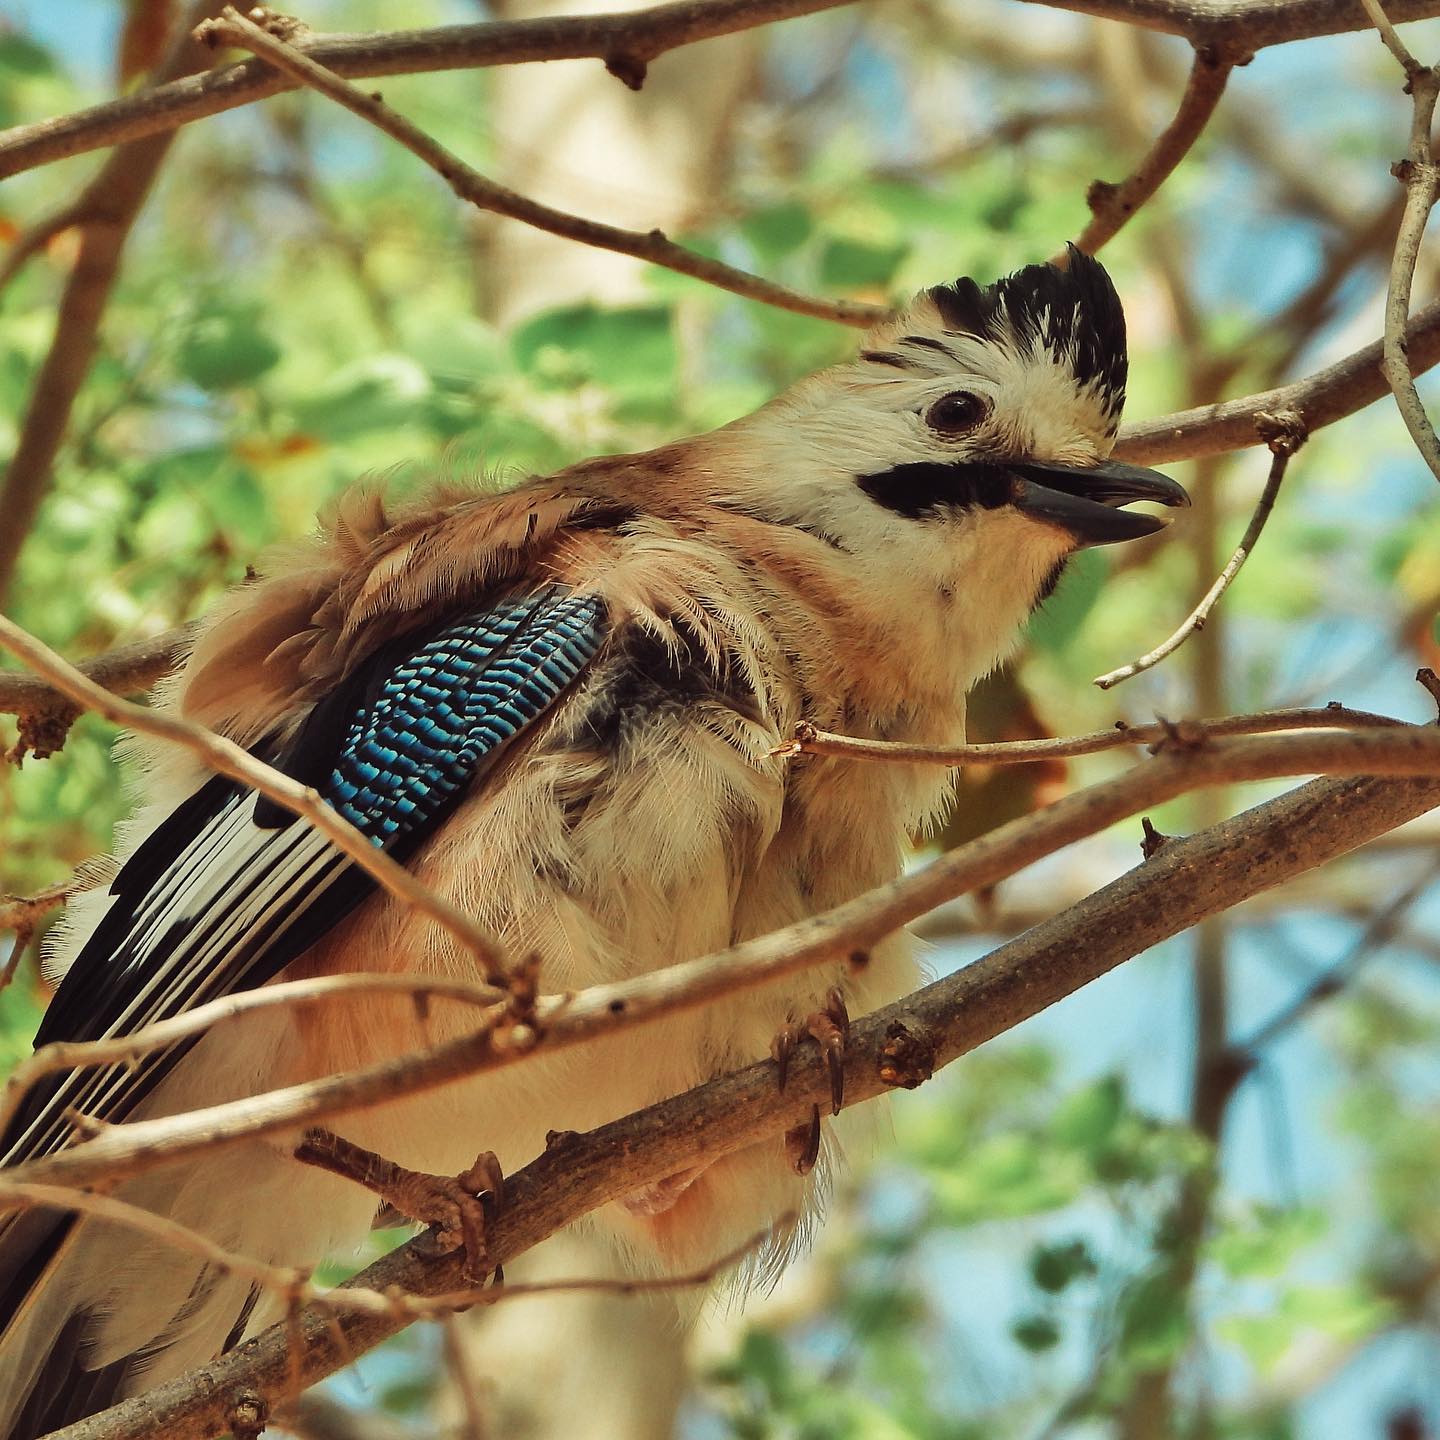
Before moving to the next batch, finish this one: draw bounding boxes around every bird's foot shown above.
[770,987,850,1176]
[295,1127,503,1282]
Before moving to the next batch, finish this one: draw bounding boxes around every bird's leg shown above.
[295,1127,503,1282]
[771,986,850,1176]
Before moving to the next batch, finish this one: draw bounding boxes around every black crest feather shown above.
[925,245,1128,426]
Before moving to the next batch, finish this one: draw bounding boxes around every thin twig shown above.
[0,880,74,973]
[196,7,883,328]
[0,971,507,1139]
[0,199,87,297]
[1061,45,1234,261]
[1237,857,1440,1053]
[0,612,510,984]
[442,1318,490,1440]
[1362,0,1440,481]
[1095,421,1305,689]
[0,1178,766,1332]
[0,1180,312,1300]
[12,724,1440,1197]
[782,702,1406,766]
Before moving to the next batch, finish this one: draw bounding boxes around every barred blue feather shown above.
[327,590,603,843]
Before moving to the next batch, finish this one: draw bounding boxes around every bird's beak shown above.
[1008,457,1190,547]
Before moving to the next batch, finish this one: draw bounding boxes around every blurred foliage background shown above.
[2,1,1440,1437]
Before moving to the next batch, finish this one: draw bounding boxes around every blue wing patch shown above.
[326,589,603,843]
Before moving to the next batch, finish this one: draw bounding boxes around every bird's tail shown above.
[0,1139,376,1439]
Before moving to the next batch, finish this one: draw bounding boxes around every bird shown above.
[0,246,1186,1436]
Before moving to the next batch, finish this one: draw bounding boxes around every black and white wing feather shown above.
[0,586,607,1167]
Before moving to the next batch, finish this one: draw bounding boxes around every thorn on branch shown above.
[1140,816,1174,858]
[604,50,649,89]
[1254,405,1308,455]
[1085,178,1122,216]
[506,951,542,1023]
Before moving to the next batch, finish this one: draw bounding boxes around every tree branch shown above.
[10,722,1440,1197]
[786,701,1408,765]
[48,766,1440,1440]
[1113,296,1440,463]
[0,0,863,181]
[1062,44,1234,261]
[196,7,881,327]
[1362,0,1440,480]
[7,0,1440,182]
[0,623,196,759]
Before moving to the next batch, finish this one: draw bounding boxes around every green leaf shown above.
[1030,1238,1098,1293]
[176,304,281,390]
[292,354,432,439]
[740,201,814,259]
[1012,1314,1061,1352]
[511,304,676,399]
[1049,1075,1125,1153]
[1208,1206,1325,1280]
[1026,549,1108,653]
[1119,1272,1190,1366]
[0,34,57,77]
[734,1330,791,1404]
[820,237,908,289]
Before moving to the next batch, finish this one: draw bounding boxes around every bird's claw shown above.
[771,988,850,1175]
[294,1129,503,1283]
[770,988,849,1108]
[784,1104,822,1176]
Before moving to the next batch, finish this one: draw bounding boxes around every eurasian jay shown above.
[0,248,1186,1435]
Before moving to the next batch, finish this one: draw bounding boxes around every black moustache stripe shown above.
[857,461,1014,519]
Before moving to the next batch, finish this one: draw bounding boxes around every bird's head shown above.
[720,245,1186,558]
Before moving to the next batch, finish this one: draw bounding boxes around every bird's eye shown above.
[926,391,989,436]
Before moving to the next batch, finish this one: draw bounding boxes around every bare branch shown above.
[1061,44,1234,262]
[48,766,1440,1440]
[0,613,510,984]
[1362,0,1440,480]
[11,723,1440,1197]
[0,623,196,760]
[7,0,1440,183]
[0,1178,765,1337]
[0,4,222,607]
[785,701,1409,766]
[0,881,74,980]
[1113,296,1440,463]
[1237,857,1440,1052]
[196,7,880,327]
[0,972,507,1140]
[1095,423,1303,688]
